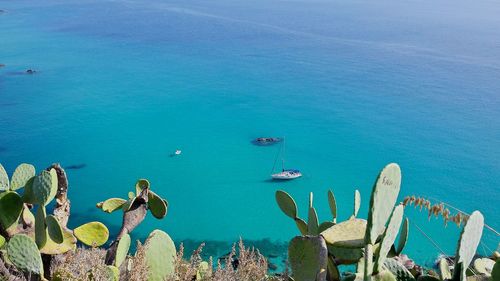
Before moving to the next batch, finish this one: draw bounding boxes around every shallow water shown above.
[0,0,499,266]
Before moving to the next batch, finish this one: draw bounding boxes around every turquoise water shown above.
[1,0,499,266]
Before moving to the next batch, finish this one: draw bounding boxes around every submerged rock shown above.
[26,69,37,74]
[0,64,5,68]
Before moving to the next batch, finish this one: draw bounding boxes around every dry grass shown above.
[120,242,149,281]
[50,247,111,281]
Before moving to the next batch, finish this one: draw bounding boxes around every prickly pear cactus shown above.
[438,258,451,280]
[318,221,335,233]
[0,234,5,247]
[39,227,77,255]
[0,191,23,230]
[276,190,298,219]
[7,234,43,275]
[35,206,48,249]
[383,258,415,281]
[46,215,64,244]
[365,163,402,245]
[0,163,8,191]
[473,258,495,276]
[353,189,361,219]
[288,235,328,281]
[454,211,484,281]
[148,191,167,219]
[144,230,176,281]
[492,261,500,281]
[374,205,404,273]
[372,270,397,281]
[416,276,440,281]
[32,169,58,206]
[74,221,109,247]
[135,179,150,195]
[115,233,131,268]
[308,207,319,235]
[98,198,127,213]
[106,265,120,281]
[10,163,35,190]
[321,218,367,248]
[295,218,308,235]
[395,218,409,255]
[327,190,337,223]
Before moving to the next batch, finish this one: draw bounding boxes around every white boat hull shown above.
[271,171,302,180]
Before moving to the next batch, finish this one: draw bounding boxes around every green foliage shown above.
[32,169,58,206]
[148,191,168,219]
[6,234,43,275]
[46,215,64,244]
[288,235,328,281]
[0,191,23,230]
[395,218,409,255]
[144,229,176,281]
[492,261,500,281]
[74,221,110,247]
[115,233,131,268]
[10,163,35,191]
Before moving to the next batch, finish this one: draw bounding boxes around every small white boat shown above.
[272,169,302,180]
[174,150,182,155]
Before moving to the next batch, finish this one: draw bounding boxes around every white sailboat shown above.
[271,138,302,180]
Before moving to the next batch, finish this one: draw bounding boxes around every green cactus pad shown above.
[106,265,120,281]
[365,163,402,245]
[115,233,131,268]
[383,258,415,281]
[0,191,23,230]
[372,271,397,281]
[35,206,48,249]
[492,261,500,281]
[122,197,138,212]
[148,191,168,219]
[144,230,176,281]
[276,190,298,219]
[438,258,451,280]
[0,234,5,248]
[33,169,58,206]
[327,256,340,281]
[128,191,135,199]
[100,198,127,213]
[10,164,35,191]
[455,210,484,279]
[295,218,308,235]
[135,179,150,195]
[21,177,36,204]
[307,207,319,235]
[7,234,43,275]
[196,261,211,280]
[395,218,409,255]
[318,221,335,233]
[46,215,64,244]
[21,206,35,226]
[374,205,404,273]
[0,163,9,191]
[74,221,109,247]
[321,218,367,248]
[40,228,77,255]
[288,235,328,281]
[326,245,363,264]
[416,276,440,281]
[473,258,495,276]
[328,190,337,222]
[353,189,361,218]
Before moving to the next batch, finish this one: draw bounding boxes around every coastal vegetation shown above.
[0,162,498,281]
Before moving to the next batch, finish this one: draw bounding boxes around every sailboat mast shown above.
[282,137,285,171]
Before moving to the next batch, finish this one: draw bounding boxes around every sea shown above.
[1,0,499,268]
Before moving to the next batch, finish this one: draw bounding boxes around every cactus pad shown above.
[0,163,8,191]
[276,190,298,219]
[46,215,64,244]
[416,276,440,281]
[106,265,120,281]
[144,230,176,281]
[35,206,47,249]
[288,235,328,281]
[148,191,167,219]
[295,218,308,235]
[353,189,361,218]
[455,210,484,277]
[0,234,5,248]
[473,258,495,276]
[395,218,409,255]
[135,179,150,195]
[321,218,367,248]
[365,163,401,245]
[10,164,35,190]
[0,191,23,230]
[374,205,404,273]
[438,258,451,280]
[327,190,337,222]
[115,233,131,268]
[492,261,500,281]
[383,258,415,281]
[100,198,127,213]
[7,234,43,275]
[40,228,77,255]
[74,221,109,247]
[308,207,319,235]
[326,245,363,263]
[372,271,397,281]
[33,169,58,206]
[318,221,335,233]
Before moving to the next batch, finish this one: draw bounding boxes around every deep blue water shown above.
[1,0,499,266]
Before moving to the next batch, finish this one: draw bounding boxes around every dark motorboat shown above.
[253,137,282,146]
